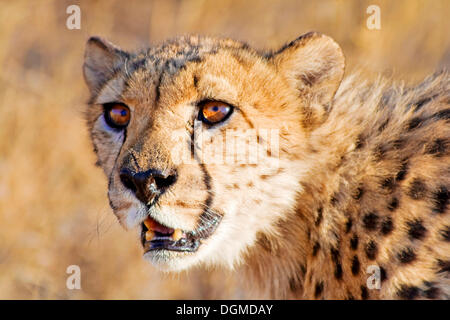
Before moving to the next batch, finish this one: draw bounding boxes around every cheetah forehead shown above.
[124,35,256,76]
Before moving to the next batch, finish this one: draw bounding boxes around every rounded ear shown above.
[271,32,345,111]
[83,36,128,95]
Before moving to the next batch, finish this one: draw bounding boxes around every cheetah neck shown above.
[240,76,378,299]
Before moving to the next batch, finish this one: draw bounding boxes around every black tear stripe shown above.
[195,163,222,238]
[107,130,127,211]
[191,127,223,238]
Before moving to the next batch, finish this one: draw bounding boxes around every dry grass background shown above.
[0,0,448,299]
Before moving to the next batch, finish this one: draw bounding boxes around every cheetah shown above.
[83,32,449,299]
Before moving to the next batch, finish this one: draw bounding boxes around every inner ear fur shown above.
[271,32,345,126]
[83,36,129,95]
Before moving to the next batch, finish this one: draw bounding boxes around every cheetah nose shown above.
[119,167,177,205]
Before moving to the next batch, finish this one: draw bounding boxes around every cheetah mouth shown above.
[140,212,222,253]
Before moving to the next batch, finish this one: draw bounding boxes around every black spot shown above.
[350,234,359,250]
[374,144,388,160]
[408,178,427,200]
[412,97,432,112]
[312,242,321,256]
[398,248,416,264]
[351,256,360,275]
[440,226,450,241]
[432,186,449,214]
[330,193,339,206]
[289,277,300,292]
[154,67,165,104]
[363,212,379,230]
[432,108,450,120]
[397,285,419,300]
[387,198,399,211]
[423,287,440,299]
[378,119,389,132]
[425,138,448,157]
[407,117,423,130]
[300,264,307,276]
[330,247,340,263]
[352,187,364,200]
[193,75,199,88]
[345,218,353,233]
[360,285,369,300]
[407,219,427,240]
[380,266,387,282]
[355,134,365,149]
[380,217,394,235]
[437,259,450,273]
[381,176,395,190]
[314,281,324,298]
[365,240,378,260]
[130,58,146,72]
[334,262,343,280]
[315,207,323,226]
[423,283,440,299]
[346,293,355,300]
[396,161,408,181]
[391,138,406,149]
[257,233,273,253]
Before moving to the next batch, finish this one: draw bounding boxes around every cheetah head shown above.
[83,32,345,271]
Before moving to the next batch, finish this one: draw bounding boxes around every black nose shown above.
[119,168,177,205]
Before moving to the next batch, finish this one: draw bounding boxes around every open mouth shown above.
[141,210,222,253]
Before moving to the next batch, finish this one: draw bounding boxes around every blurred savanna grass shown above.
[0,0,448,299]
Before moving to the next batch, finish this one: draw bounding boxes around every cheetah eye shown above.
[103,102,131,129]
[198,101,233,125]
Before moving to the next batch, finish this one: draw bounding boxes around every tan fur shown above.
[83,33,450,299]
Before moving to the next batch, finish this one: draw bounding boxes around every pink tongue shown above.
[152,219,174,235]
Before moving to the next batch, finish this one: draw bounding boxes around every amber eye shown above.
[199,101,233,125]
[104,103,130,129]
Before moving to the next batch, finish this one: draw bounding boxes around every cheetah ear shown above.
[83,36,128,95]
[272,32,345,111]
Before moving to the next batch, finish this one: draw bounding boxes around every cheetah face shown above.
[83,33,344,271]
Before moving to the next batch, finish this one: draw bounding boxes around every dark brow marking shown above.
[154,69,164,106]
[360,285,368,300]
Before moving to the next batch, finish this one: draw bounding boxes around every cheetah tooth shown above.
[145,230,155,241]
[172,229,183,241]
